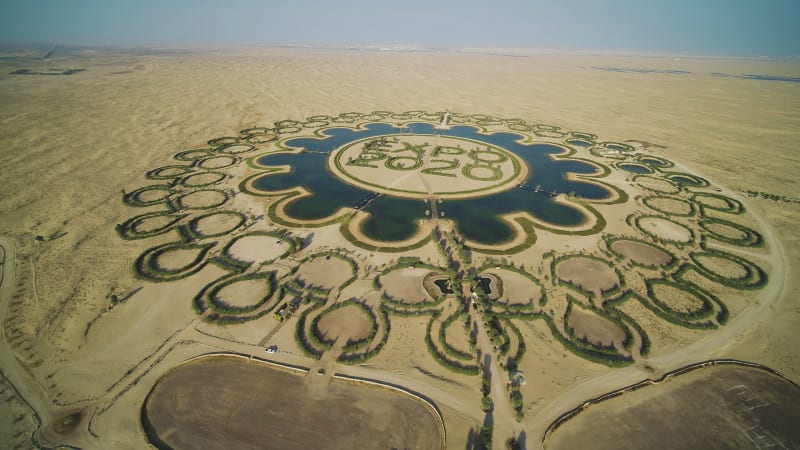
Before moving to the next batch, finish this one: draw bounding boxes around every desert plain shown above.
[0,45,799,449]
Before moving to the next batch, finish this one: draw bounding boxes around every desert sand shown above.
[0,46,798,449]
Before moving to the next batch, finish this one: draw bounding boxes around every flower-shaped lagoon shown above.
[243,122,621,250]
[119,111,773,435]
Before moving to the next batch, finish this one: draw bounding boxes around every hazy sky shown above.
[1,0,798,56]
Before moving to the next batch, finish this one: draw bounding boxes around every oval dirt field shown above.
[545,364,800,449]
[556,257,619,292]
[142,355,444,450]
[611,239,673,267]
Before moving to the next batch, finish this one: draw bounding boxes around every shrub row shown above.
[438,310,475,361]
[502,318,526,372]
[688,250,767,290]
[134,241,213,282]
[537,314,634,367]
[339,308,391,364]
[638,279,718,330]
[295,304,325,358]
[645,278,716,321]
[424,312,480,375]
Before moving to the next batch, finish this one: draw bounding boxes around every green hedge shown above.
[134,241,213,282]
[424,312,480,375]
[699,217,763,248]
[689,250,767,289]
[338,308,391,364]
[438,310,475,361]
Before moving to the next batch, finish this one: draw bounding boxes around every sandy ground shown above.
[0,47,798,449]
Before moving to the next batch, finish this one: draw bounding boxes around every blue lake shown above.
[252,123,612,245]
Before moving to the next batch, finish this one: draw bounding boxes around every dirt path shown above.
[0,236,98,448]
[465,281,521,445]
[304,340,343,398]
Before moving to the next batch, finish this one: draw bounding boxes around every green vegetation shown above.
[699,217,763,247]
[642,195,695,217]
[642,278,718,329]
[665,172,710,188]
[741,189,800,205]
[423,312,480,375]
[295,303,324,359]
[438,310,475,361]
[134,241,214,282]
[187,210,246,239]
[689,250,767,289]
[602,291,653,356]
[692,192,745,214]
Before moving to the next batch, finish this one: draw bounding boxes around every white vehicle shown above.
[265,345,278,354]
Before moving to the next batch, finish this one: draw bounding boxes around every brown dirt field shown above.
[295,256,353,290]
[226,234,286,264]
[638,216,692,243]
[330,135,526,200]
[136,189,171,203]
[381,268,433,304]
[567,307,626,348]
[136,215,178,234]
[611,240,672,267]
[545,364,800,449]
[556,258,619,293]
[143,355,443,450]
[316,304,372,343]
